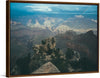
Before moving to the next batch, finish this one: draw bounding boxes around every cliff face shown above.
[32,37,65,61]
[33,37,56,55]
[30,37,81,74]
[29,37,66,73]
[31,62,60,74]
[11,37,80,75]
[11,33,97,75]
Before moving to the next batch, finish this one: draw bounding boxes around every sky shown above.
[10,3,98,18]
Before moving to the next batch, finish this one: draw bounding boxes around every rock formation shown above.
[31,62,60,74]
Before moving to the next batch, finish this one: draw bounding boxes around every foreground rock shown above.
[31,62,60,74]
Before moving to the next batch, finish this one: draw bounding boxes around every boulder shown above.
[31,62,60,74]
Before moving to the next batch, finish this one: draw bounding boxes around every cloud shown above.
[25,4,61,12]
[25,4,89,12]
[75,15,84,18]
[26,5,52,12]
[57,5,81,11]
[91,19,97,23]
[25,4,97,15]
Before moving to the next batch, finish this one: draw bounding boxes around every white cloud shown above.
[25,4,97,14]
[26,5,52,12]
[91,19,97,23]
[26,4,85,12]
[75,15,84,18]
[56,5,91,11]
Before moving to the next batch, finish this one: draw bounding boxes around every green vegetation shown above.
[66,48,74,60]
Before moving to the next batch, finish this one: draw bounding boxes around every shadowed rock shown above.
[31,62,60,74]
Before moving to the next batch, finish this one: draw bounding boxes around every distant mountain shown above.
[55,30,97,61]
[53,25,71,34]
[62,17,97,29]
[11,15,97,35]
[27,17,64,32]
[26,16,97,35]
[60,16,97,34]
[55,30,98,71]
[55,30,77,53]
[73,30,98,63]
